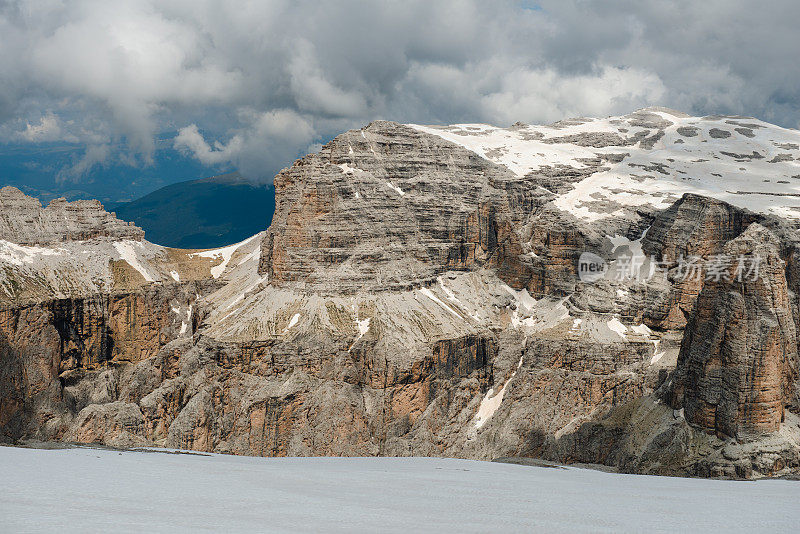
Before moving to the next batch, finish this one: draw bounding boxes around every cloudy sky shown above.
[1,0,798,197]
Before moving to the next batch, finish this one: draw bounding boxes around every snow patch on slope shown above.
[473,354,524,429]
[419,287,461,318]
[191,233,261,279]
[503,285,534,328]
[0,240,66,266]
[339,163,364,175]
[356,317,370,338]
[283,313,301,333]
[410,111,800,221]
[607,317,628,339]
[385,181,405,196]
[113,241,156,282]
[437,276,461,304]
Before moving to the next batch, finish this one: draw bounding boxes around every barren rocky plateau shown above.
[2,107,800,479]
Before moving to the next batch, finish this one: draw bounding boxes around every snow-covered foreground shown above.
[1,446,797,533]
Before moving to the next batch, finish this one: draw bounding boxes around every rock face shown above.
[259,121,547,293]
[0,282,211,443]
[671,224,798,437]
[2,108,800,479]
[641,193,762,329]
[0,186,144,244]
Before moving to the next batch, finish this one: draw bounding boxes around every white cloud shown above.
[175,124,243,165]
[175,109,316,179]
[402,62,666,125]
[58,144,111,181]
[19,113,67,143]
[289,40,369,117]
[1,0,799,182]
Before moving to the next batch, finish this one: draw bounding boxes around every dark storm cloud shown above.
[0,0,798,182]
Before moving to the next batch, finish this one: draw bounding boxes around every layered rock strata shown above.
[0,186,144,244]
[2,108,800,479]
[671,224,798,437]
[259,121,549,293]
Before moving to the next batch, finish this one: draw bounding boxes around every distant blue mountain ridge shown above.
[0,141,275,249]
[107,173,275,249]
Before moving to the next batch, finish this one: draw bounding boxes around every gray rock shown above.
[677,126,700,137]
[0,186,144,245]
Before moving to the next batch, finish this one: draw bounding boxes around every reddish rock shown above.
[642,193,760,329]
[671,224,798,437]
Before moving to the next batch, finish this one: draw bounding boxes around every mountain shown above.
[1,108,800,479]
[107,172,274,249]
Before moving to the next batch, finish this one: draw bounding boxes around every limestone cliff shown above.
[259,121,546,293]
[2,108,800,479]
[0,186,144,245]
[671,224,798,437]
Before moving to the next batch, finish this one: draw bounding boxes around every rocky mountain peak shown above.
[258,120,546,294]
[0,186,144,245]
